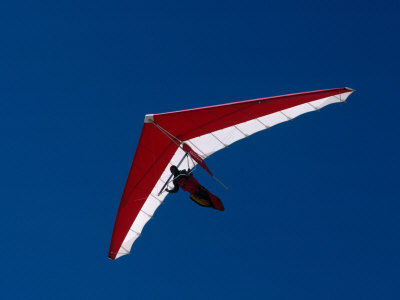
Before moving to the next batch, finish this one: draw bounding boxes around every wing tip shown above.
[344,87,355,92]
[108,252,116,260]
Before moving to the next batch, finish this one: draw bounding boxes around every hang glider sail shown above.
[108,87,354,259]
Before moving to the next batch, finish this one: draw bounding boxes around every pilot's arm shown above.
[166,180,179,193]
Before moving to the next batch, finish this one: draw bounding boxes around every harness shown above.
[175,174,201,194]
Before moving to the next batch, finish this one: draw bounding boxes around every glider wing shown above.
[108,87,354,259]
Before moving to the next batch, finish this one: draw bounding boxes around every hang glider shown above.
[108,87,354,259]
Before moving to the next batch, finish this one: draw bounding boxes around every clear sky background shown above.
[1,0,399,299]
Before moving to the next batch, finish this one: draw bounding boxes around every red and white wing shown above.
[108,87,354,259]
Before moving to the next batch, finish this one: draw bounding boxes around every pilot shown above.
[166,165,224,210]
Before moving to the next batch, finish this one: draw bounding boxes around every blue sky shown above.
[1,0,399,299]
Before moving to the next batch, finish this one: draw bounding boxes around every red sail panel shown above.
[108,124,178,259]
[152,88,350,141]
